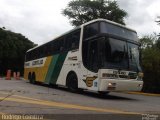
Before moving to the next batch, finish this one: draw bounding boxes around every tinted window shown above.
[65,34,72,50]
[72,30,80,48]
[25,29,81,61]
[26,52,30,61]
[88,40,98,71]
[82,40,98,72]
[54,40,60,53]
[65,29,80,50]
[104,38,128,69]
[128,43,141,71]
[82,37,105,72]
[100,22,138,41]
[83,22,99,40]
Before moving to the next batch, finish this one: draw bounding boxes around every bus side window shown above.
[31,50,35,60]
[40,46,46,58]
[34,49,38,59]
[46,44,51,56]
[65,34,72,50]
[83,22,99,40]
[65,29,80,51]
[52,41,55,54]
[72,30,80,49]
[82,41,89,67]
[38,46,43,58]
[59,38,64,52]
[88,40,98,72]
[26,53,30,61]
[50,41,55,54]
[52,39,63,54]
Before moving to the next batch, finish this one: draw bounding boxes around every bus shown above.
[24,19,143,94]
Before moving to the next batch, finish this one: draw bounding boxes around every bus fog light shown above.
[108,83,116,90]
[138,84,142,87]
[108,83,112,86]
[108,83,116,86]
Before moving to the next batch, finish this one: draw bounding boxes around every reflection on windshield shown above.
[103,38,128,69]
[82,37,142,72]
[100,22,138,41]
[128,43,142,72]
[101,38,141,72]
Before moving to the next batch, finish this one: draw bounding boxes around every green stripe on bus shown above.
[45,52,68,84]
[45,55,59,84]
[50,52,68,84]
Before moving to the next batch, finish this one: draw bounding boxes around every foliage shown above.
[139,34,156,49]
[62,0,127,26]
[140,34,160,93]
[0,27,36,76]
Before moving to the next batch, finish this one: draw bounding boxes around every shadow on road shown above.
[27,81,138,101]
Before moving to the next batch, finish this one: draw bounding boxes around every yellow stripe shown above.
[126,92,160,97]
[0,91,46,101]
[0,91,140,114]
[24,56,52,82]
[0,96,139,115]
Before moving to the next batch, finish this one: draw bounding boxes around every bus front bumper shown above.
[99,79,143,92]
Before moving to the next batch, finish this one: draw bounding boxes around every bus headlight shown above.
[138,72,144,78]
[138,84,143,87]
[138,72,144,80]
[108,82,116,90]
[108,82,116,86]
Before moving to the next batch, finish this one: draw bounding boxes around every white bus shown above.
[24,19,143,94]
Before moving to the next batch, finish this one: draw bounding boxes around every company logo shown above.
[83,76,97,87]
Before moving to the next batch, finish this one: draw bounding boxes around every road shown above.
[0,79,159,120]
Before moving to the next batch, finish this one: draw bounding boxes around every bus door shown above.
[85,37,105,90]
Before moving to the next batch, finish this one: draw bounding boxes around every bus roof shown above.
[27,19,137,52]
[82,18,137,33]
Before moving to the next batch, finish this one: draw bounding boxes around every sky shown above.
[0,0,159,45]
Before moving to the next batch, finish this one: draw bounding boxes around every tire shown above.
[66,73,78,92]
[31,72,36,84]
[28,72,32,83]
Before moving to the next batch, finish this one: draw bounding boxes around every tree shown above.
[62,0,127,26]
[0,28,36,76]
[140,34,160,93]
[139,34,157,49]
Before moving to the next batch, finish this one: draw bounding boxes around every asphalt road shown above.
[0,79,159,120]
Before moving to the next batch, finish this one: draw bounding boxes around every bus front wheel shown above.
[66,72,78,92]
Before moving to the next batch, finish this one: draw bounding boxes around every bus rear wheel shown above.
[31,72,36,84]
[28,72,32,83]
[28,72,36,84]
[66,73,78,92]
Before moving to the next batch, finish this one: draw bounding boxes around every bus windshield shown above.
[82,37,142,73]
[82,21,142,72]
[102,38,141,72]
[103,38,128,70]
